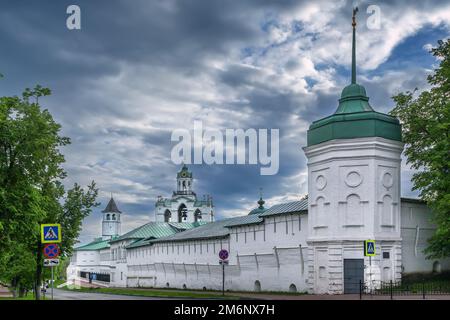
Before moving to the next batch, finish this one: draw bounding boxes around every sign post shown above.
[219,249,229,296]
[364,240,376,290]
[41,224,62,301]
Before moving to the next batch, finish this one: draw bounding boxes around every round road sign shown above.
[219,249,229,260]
[43,243,60,259]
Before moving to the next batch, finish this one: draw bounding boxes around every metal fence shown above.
[79,271,110,283]
[359,280,450,299]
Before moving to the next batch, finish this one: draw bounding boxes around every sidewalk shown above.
[0,285,12,298]
[235,292,450,300]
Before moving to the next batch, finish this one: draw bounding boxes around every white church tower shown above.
[102,196,122,239]
[155,165,214,223]
[303,8,404,294]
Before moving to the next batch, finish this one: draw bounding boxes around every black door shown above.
[344,259,364,294]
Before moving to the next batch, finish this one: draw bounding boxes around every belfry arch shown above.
[178,204,188,222]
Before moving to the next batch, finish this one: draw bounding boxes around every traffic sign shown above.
[44,259,60,267]
[219,260,229,265]
[219,249,229,260]
[43,244,60,259]
[41,224,62,243]
[364,240,376,256]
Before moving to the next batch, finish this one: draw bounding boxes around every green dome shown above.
[248,197,266,215]
[335,83,373,114]
[341,83,367,99]
[177,164,192,178]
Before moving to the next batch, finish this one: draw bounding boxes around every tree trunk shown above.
[34,241,42,300]
[11,277,18,299]
[18,285,26,298]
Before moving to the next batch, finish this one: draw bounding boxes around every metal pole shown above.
[390,280,393,300]
[359,280,362,300]
[422,279,425,300]
[222,263,225,296]
[51,266,54,300]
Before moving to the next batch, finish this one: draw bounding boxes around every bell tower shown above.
[176,164,193,195]
[102,196,122,239]
[303,8,404,294]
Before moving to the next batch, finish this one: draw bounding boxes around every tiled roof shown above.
[148,218,235,243]
[110,221,205,243]
[259,197,308,217]
[400,197,425,204]
[224,214,264,227]
[138,214,265,246]
[75,238,110,251]
[102,197,122,213]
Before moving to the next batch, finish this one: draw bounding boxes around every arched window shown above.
[289,284,297,293]
[178,204,188,222]
[254,280,261,292]
[164,210,171,223]
[112,214,116,221]
[106,214,110,220]
[194,209,202,222]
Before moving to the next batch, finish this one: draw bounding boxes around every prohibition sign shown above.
[219,249,229,260]
[43,243,60,259]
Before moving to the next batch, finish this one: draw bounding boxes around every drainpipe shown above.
[414,225,420,257]
[273,246,280,269]
[299,244,304,275]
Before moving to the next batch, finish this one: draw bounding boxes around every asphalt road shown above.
[51,288,170,300]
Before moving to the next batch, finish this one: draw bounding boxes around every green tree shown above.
[0,86,99,299]
[391,39,450,258]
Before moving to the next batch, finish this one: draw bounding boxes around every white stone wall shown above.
[400,200,450,274]
[124,212,309,293]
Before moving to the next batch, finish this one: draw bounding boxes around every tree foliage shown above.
[391,39,450,258]
[0,85,99,299]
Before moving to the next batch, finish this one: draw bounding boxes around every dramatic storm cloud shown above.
[1,0,449,243]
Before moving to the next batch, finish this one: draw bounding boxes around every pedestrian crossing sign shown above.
[364,240,376,256]
[41,224,62,243]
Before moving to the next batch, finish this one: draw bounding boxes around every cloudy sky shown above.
[1,0,449,244]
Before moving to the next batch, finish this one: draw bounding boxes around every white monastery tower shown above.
[101,196,122,239]
[303,8,404,294]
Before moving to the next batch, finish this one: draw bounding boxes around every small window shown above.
[383,252,390,259]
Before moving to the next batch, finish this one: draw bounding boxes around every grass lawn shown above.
[0,292,45,300]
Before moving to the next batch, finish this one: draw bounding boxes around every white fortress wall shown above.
[400,200,450,275]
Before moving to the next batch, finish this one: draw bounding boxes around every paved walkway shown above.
[0,285,12,298]
[235,293,450,300]
[51,288,174,300]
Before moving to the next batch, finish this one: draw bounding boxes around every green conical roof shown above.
[306,8,401,147]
